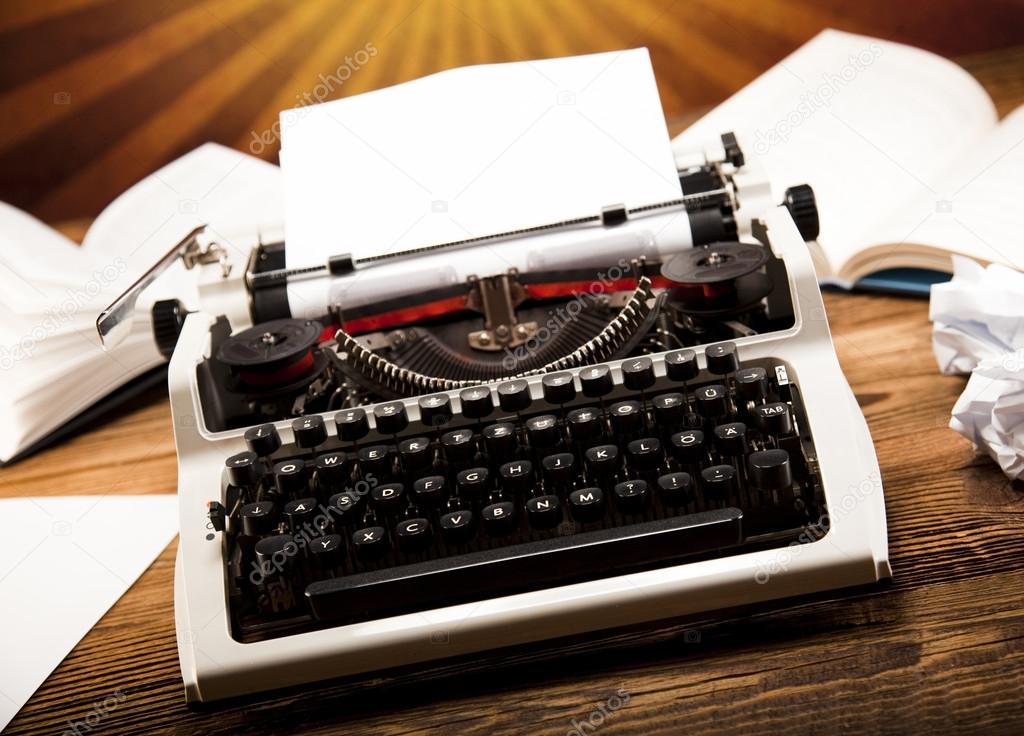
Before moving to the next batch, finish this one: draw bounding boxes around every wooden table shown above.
[4,51,1024,736]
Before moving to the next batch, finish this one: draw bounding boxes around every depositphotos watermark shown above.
[61,690,126,735]
[501,258,633,372]
[249,42,378,154]
[752,42,884,156]
[567,688,630,735]
[0,258,128,371]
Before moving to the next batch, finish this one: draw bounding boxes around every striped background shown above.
[1,0,1022,223]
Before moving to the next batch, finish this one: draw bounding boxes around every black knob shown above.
[225,451,261,487]
[542,372,576,405]
[398,436,433,471]
[748,449,793,491]
[292,415,327,449]
[626,438,663,472]
[569,487,605,523]
[151,299,188,360]
[705,342,739,375]
[374,402,409,435]
[668,429,705,464]
[352,526,388,561]
[567,407,603,443]
[665,349,698,383]
[335,408,370,442]
[526,495,562,530]
[483,422,517,463]
[314,451,348,490]
[657,472,694,507]
[783,184,820,241]
[244,423,281,457]
[613,479,649,514]
[609,400,644,435]
[652,393,687,429]
[418,394,453,428]
[309,533,344,569]
[756,402,793,436]
[713,422,748,456]
[621,357,655,391]
[240,501,276,536]
[459,386,494,420]
[579,364,614,398]
[525,415,560,450]
[695,385,728,418]
[255,534,295,575]
[395,517,432,553]
[701,464,737,498]
[273,459,307,496]
[482,501,516,535]
[283,497,318,532]
[497,379,532,413]
[541,452,575,486]
[736,367,769,401]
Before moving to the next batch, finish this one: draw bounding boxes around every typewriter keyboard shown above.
[211,342,827,641]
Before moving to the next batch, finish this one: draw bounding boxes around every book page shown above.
[856,104,1024,276]
[673,29,997,277]
[281,49,682,315]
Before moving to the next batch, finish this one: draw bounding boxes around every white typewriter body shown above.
[167,195,890,703]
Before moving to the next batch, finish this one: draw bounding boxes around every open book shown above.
[0,144,283,464]
[674,29,1024,293]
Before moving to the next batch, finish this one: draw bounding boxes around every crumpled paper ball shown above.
[931,256,1024,479]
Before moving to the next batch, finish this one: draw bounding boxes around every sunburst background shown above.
[1,0,1022,223]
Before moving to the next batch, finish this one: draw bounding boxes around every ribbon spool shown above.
[661,242,773,316]
[216,319,324,391]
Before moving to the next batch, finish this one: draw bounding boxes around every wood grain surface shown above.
[2,6,1024,735]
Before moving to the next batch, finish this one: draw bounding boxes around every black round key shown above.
[621,356,655,391]
[665,349,698,382]
[441,429,476,466]
[309,533,344,568]
[499,460,533,494]
[497,379,532,413]
[292,415,327,449]
[669,429,705,463]
[370,482,405,515]
[283,497,318,532]
[314,451,348,490]
[526,494,562,530]
[482,501,516,535]
[395,517,432,553]
[609,400,644,435]
[748,449,793,491]
[584,444,619,478]
[701,464,737,498]
[579,364,614,398]
[225,451,261,487]
[412,475,446,507]
[374,402,409,435]
[569,487,605,522]
[652,393,686,429]
[273,459,307,496]
[756,402,793,436]
[626,437,663,472]
[525,414,560,450]
[713,422,748,456]
[613,479,649,514]
[352,526,388,561]
[483,422,517,463]
[736,367,769,402]
[459,386,494,420]
[244,423,281,457]
[542,372,576,405]
[440,509,475,545]
[240,501,276,536]
[328,491,362,526]
[705,342,739,375]
[418,394,453,428]
[657,472,694,506]
[255,534,296,576]
[695,384,728,418]
[358,445,391,480]
[541,452,575,486]
[567,407,603,443]
[398,436,433,471]
[456,467,489,497]
[335,408,369,442]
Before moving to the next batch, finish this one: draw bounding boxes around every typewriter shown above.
[99,131,890,703]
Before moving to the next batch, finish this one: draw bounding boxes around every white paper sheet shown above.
[931,256,1024,479]
[0,495,178,730]
[280,48,682,314]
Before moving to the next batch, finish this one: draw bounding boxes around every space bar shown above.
[306,508,743,622]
